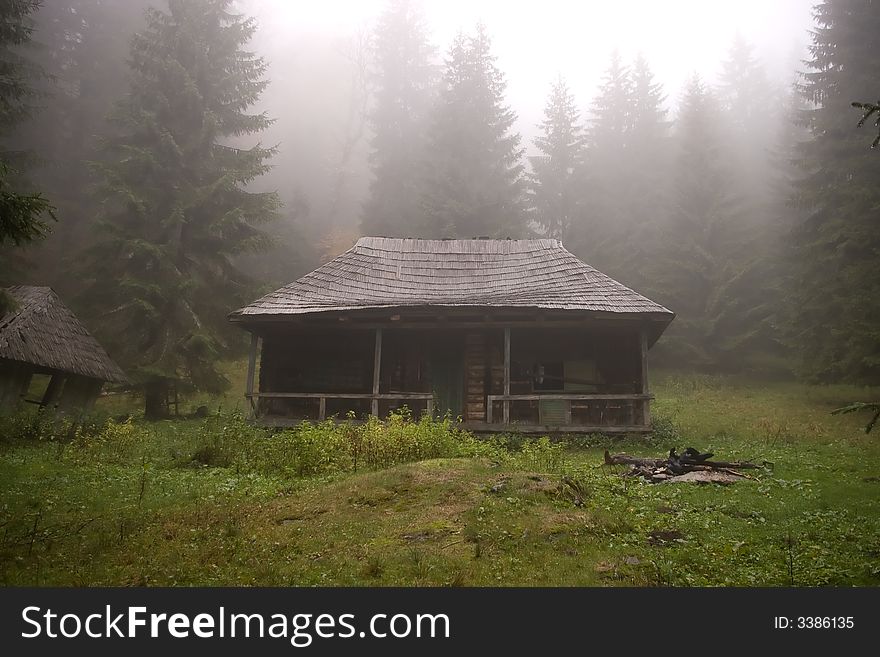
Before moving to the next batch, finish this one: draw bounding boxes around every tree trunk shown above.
[144,380,168,421]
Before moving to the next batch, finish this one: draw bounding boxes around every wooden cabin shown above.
[0,286,127,413]
[229,238,674,433]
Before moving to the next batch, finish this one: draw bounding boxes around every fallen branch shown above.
[604,447,762,483]
[604,451,665,468]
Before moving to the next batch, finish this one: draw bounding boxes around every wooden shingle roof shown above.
[0,286,128,383]
[231,237,673,324]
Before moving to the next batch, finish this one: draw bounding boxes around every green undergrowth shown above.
[0,373,878,586]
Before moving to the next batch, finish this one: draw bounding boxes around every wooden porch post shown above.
[503,327,510,425]
[372,328,382,416]
[245,332,261,419]
[41,373,66,408]
[640,327,651,428]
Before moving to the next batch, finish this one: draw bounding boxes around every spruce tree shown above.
[588,50,633,156]
[0,0,54,301]
[716,35,778,214]
[622,54,670,290]
[9,0,153,297]
[717,34,775,135]
[791,0,880,383]
[84,0,280,418]
[0,0,42,151]
[421,24,525,238]
[651,75,743,368]
[707,37,791,375]
[528,76,584,240]
[629,54,668,147]
[361,0,436,237]
[568,51,633,274]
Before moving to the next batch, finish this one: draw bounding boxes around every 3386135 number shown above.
[796,617,854,629]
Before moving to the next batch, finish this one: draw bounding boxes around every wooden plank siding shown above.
[464,331,487,422]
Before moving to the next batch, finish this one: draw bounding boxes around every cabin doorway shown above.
[429,334,463,419]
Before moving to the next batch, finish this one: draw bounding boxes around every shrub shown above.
[0,407,115,446]
[181,410,506,479]
[649,411,681,445]
[518,436,565,472]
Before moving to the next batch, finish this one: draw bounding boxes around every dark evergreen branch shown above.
[0,163,56,246]
[831,402,880,434]
[851,100,880,148]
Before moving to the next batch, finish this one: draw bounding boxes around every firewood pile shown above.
[603,447,761,484]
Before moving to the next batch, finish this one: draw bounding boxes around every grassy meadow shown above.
[0,366,878,587]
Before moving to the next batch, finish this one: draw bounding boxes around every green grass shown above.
[1,368,878,586]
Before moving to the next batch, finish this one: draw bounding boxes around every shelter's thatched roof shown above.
[231,237,673,325]
[0,286,128,383]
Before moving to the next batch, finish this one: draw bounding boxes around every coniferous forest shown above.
[2,0,880,594]
[1,0,878,402]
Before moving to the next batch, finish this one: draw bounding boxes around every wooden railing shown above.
[246,392,433,420]
[485,393,653,431]
[246,391,652,432]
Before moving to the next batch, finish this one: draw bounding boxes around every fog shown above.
[5,0,875,385]
[233,0,813,245]
[249,0,812,125]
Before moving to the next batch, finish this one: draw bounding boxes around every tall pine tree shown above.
[528,76,584,240]
[650,75,744,369]
[791,0,880,383]
[568,51,633,275]
[706,37,791,375]
[0,0,54,306]
[621,54,670,291]
[361,0,436,237]
[10,0,153,297]
[421,24,525,238]
[83,0,280,418]
[0,0,42,156]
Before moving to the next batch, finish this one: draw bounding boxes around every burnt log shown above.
[604,447,762,484]
[603,451,666,468]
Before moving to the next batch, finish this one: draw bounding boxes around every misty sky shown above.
[245,0,815,137]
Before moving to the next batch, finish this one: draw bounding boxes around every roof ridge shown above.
[231,236,674,321]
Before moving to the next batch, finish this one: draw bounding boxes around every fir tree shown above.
[791,0,880,383]
[588,50,633,155]
[0,0,42,149]
[705,37,791,375]
[361,0,436,237]
[528,76,584,239]
[84,0,280,418]
[0,0,54,302]
[716,35,777,209]
[650,75,743,368]
[621,54,670,289]
[421,24,525,238]
[717,34,774,134]
[568,51,634,276]
[9,0,153,296]
[629,54,668,147]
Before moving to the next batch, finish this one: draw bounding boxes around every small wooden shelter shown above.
[230,238,674,433]
[0,286,128,412]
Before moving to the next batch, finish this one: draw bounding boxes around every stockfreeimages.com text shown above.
[21,605,450,647]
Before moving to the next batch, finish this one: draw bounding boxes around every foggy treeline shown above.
[1,0,878,404]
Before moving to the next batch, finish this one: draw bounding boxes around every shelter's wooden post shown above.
[41,374,65,409]
[318,397,326,421]
[640,327,650,428]
[0,362,31,408]
[372,328,382,416]
[245,332,260,419]
[503,327,510,425]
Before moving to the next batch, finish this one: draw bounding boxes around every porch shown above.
[245,316,655,433]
